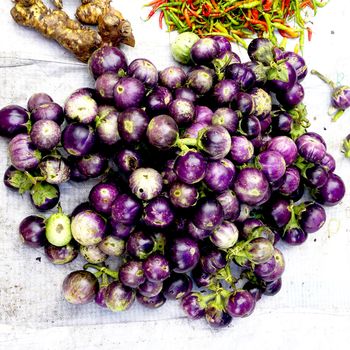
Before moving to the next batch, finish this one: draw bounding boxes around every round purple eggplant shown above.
[109,220,134,239]
[119,261,146,288]
[62,123,95,157]
[118,107,149,143]
[89,182,119,215]
[211,107,239,133]
[236,92,254,116]
[129,167,162,201]
[272,111,293,135]
[163,273,192,300]
[113,77,145,110]
[212,79,239,105]
[128,58,158,88]
[80,244,107,264]
[320,153,336,172]
[27,93,53,112]
[205,303,232,328]
[266,136,298,166]
[312,173,345,206]
[88,46,128,79]
[267,61,297,92]
[188,221,211,241]
[143,253,171,282]
[299,202,326,233]
[211,221,239,249]
[169,182,198,208]
[276,82,304,107]
[190,38,219,65]
[31,102,64,125]
[192,266,211,288]
[279,167,301,196]
[8,134,41,171]
[115,148,141,173]
[98,235,125,256]
[170,237,200,273]
[39,156,70,184]
[226,290,256,318]
[126,231,155,259]
[216,190,240,221]
[194,105,213,124]
[71,202,91,218]
[193,198,224,230]
[30,182,60,211]
[147,115,179,149]
[248,38,274,65]
[282,51,308,81]
[174,151,206,184]
[198,125,231,160]
[245,61,268,86]
[187,67,213,95]
[212,35,231,55]
[181,293,206,320]
[111,194,142,225]
[159,66,186,89]
[296,134,326,163]
[138,280,163,298]
[230,136,254,165]
[63,270,98,305]
[174,87,197,103]
[225,63,256,90]
[30,120,61,151]
[233,168,270,206]
[146,86,173,115]
[96,109,120,145]
[77,153,107,178]
[45,242,78,265]
[169,98,195,125]
[283,227,308,245]
[269,197,291,227]
[264,278,282,296]
[183,121,209,138]
[239,116,261,139]
[64,89,98,124]
[95,285,108,308]
[204,158,235,192]
[256,150,286,183]
[19,215,46,247]
[200,249,226,275]
[305,165,329,189]
[143,197,175,228]
[71,210,106,246]
[0,105,29,137]
[95,73,119,100]
[137,292,166,309]
[105,281,135,312]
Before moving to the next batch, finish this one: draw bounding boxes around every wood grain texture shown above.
[1,1,350,349]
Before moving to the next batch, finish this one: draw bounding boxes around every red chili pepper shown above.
[210,0,219,11]
[184,8,193,29]
[248,18,268,32]
[188,8,200,18]
[278,27,299,38]
[306,27,313,41]
[251,9,259,20]
[262,0,273,12]
[159,11,164,29]
[202,3,212,17]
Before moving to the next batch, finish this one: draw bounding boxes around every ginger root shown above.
[11,0,135,62]
[76,0,111,25]
[11,0,102,62]
[52,0,63,9]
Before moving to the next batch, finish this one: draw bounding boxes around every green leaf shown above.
[7,170,33,194]
[31,182,58,206]
[267,62,289,82]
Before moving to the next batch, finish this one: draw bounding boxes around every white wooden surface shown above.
[1,1,350,349]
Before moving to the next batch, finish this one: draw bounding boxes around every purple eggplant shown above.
[147,115,179,149]
[98,235,125,256]
[105,281,135,312]
[226,290,256,318]
[146,86,173,115]
[63,270,98,305]
[211,220,239,249]
[233,168,270,206]
[118,107,149,143]
[174,151,206,184]
[96,109,120,145]
[230,136,254,165]
[305,165,329,189]
[159,66,187,90]
[299,202,326,233]
[129,167,163,201]
[239,116,261,139]
[89,182,119,215]
[46,242,78,265]
[71,210,106,246]
[174,87,197,103]
[204,158,235,192]
[62,123,95,157]
[30,181,60,211]
[115,148,141,174]
[181,293,206,320]
[128,58,158,88]
[30,120,61,151]
[248,38,274,65]
[88,46,128,79]
[190,38,219,65]
[282,51,308,81]
[111,194,142,225]
[19,215,46,248]
[119,261,146,288]
[3,166,32,193]
[194,105,213,124]
[312,173,345,206]
[225,63,256,90]
[143,253,170,282]
[188,221,211,241]
[27,93,53,111]
[169,98,195,125]
[31,102,64,125]
[211,107,239,133]
[276,82,304,107]
[267,61,297,92]
[266,136,298,166]
[80,244,107,264]
[109,220,134,239]
[126,231,155,259]
[296,134,326,163]
[187,67,213,95]
[216,190,240,221]
[39,156,70,184]
[212,79,239,106]
[137,292,166,309]
[95,73,119,100]
[138,280,163,298]
[193,198,224,230]
[269,197,292,227]
[8,134,41,171]
[183,121,209,138]
[77,153,107,178]
[113,77,145,110]
[170,237,200,273]
[283,227,308,245]
[169,182,198,208]
[163,273,192,300]
[279,167,301,196]
[255,150,286,183]
[143,197,175,228]
[0,105,29,137]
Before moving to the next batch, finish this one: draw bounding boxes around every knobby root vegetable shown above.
[76,0,111,25]
[10,0,135,63]
[52,0,63,9]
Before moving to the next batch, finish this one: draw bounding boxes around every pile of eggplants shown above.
[0,38,346,328]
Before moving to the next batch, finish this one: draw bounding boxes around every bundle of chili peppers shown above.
[144,0,327,50]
